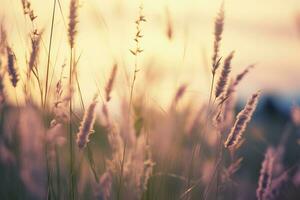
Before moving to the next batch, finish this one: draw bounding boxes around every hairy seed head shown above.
[224,91,260,148]
[256,148,274,200]
[215,51,234,98]
[76,96,98,148]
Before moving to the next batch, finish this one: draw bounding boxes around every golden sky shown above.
[1,0,300,106]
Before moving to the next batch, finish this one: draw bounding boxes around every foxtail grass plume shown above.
[214,83,236,130]
[215,51,234,98]
[218,65,254,105]
[107,125,124,162]
[224,91,260,148]
[224,65,254,100]
[6,47,19,87]
[105,125,125,188]
[265,171,289,200]
[105,64,117,102]
[54,84,75,125]
[102,103,110,127]
[102,64,117,127]
[97,172,112,200]
[119,135,154,199]
[222,157,243,182]
[142,147,155,191]
[28,31,42,74]
[256,148,274,200]
[52,67,73,126]
[234,65,254,86]
[76,95,98,148]
[62,61,77,104]
[172,84,188,107]
[68,0,78,48]
[0,23,7,55]
[165,7,173,40]
[211,3,224,75]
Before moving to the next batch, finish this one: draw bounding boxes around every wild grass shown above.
[0,1,299,200]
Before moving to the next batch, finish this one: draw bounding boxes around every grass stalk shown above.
[44,0,57,109]
[55,145,61,200]
[117,141,127,200]
[183,71,217,199]
[69,47,75,200]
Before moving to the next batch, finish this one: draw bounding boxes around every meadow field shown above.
[0,0,300,199]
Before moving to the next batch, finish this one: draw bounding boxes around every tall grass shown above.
[0,1,299,200]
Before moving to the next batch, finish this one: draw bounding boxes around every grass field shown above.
[0,0,300,200]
